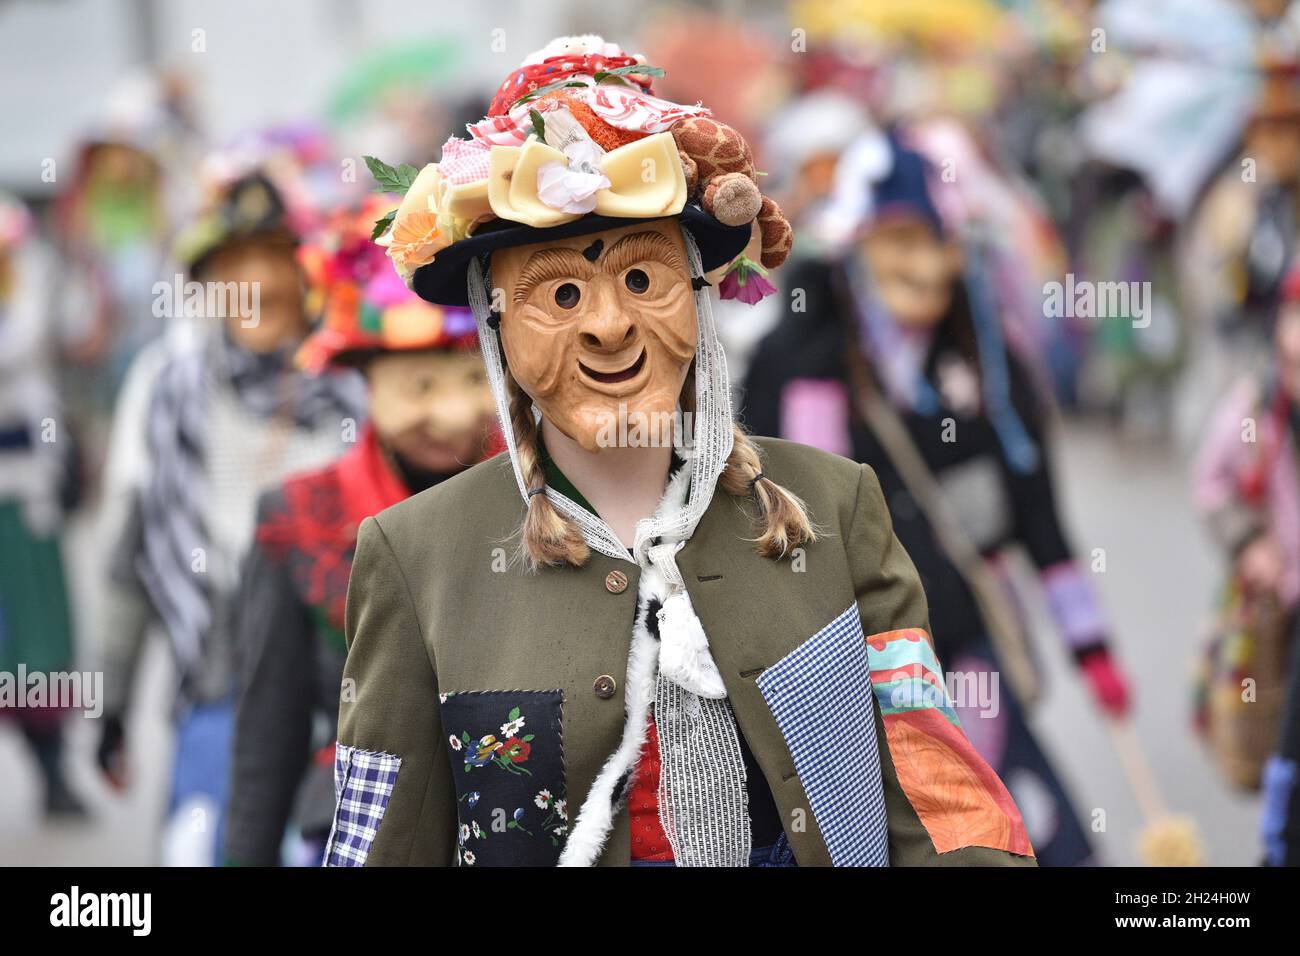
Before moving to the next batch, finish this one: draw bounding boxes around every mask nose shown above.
[577,280,637,353]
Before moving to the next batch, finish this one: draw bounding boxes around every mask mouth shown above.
[579,347,647,385]
[881,270,943,297]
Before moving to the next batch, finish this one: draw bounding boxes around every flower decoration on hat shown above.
[718,255,778,305]
[367,35,794,304]
[297,195,477,373]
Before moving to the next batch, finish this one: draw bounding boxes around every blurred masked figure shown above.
[54,73,200,491]
[96,174,364,866]
[1194,260,1300,866]
[0,195,86,818]
[224,200,496,865]
[745,137,1132,865]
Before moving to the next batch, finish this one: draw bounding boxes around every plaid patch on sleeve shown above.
[322,744,402,867]
[757,604,890,866]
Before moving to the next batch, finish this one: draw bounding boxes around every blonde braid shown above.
[508,363,812,566]
[508,373,590,570]
[719,423,818,558]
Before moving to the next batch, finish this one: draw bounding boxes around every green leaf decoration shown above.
[511,78,589,109]
[508,707,521,721]
[364,155,420,194]
[528,109,546,142]
[511,63,666,110]
[732,254,769,279]
[370,209,396,241]
[593,64,666,83]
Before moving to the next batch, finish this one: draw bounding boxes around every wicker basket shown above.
[1197,588,1291,790]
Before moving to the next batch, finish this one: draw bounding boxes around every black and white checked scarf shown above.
[135,328,363,681]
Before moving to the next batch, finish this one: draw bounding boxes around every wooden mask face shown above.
[367,350,496,473]
[858,215,961,330]
[491,220,697,452]
[203,237,307,353]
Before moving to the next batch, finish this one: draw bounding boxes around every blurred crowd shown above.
[3,0,1300,867]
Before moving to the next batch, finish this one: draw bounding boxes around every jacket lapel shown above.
[676,493,841,866]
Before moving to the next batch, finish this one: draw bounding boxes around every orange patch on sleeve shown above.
[884,710,1034,858]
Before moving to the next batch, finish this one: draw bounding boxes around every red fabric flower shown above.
[501,738,532,763]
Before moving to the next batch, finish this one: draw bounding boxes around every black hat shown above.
[174,173,296,278]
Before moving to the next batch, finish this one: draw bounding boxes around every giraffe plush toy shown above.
[670,116,793,269]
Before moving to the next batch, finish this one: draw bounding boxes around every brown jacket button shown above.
[605,570,628,594]
[594,674,617,699]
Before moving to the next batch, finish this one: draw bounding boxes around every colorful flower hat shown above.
[297,196,477,373]
[369,35,795,306]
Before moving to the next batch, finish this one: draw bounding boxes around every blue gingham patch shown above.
[322,744,402,867]
[756,604,889,866]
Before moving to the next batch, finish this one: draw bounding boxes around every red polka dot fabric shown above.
[629,714,674,862]
[487,53,650,117]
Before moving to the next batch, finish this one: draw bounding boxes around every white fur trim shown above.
[657,591,726,698]
[557,453,696,866]
[556,577,660,866]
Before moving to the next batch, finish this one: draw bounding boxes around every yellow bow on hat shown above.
[487,131,687,229]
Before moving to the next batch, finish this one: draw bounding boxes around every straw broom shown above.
[1105,717,1205,866]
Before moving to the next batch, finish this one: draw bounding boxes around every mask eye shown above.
[554,282,581,310]
[624,268,650,294]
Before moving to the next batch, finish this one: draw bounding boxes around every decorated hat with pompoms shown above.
[367,34,794,307]
[297,196,477,373]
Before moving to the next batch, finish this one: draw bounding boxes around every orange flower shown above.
[387,209,446,272]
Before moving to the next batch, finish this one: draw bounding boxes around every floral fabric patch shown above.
[323,745,402,867]
[439,690,566,866]
[866,628,1033,858]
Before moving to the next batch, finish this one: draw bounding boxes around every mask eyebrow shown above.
[512,247,595,303]
[600,231,686,278]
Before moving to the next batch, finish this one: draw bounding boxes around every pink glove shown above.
[1079,648,1132,717]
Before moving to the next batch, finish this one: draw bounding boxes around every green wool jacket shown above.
[331,436,1036,867]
